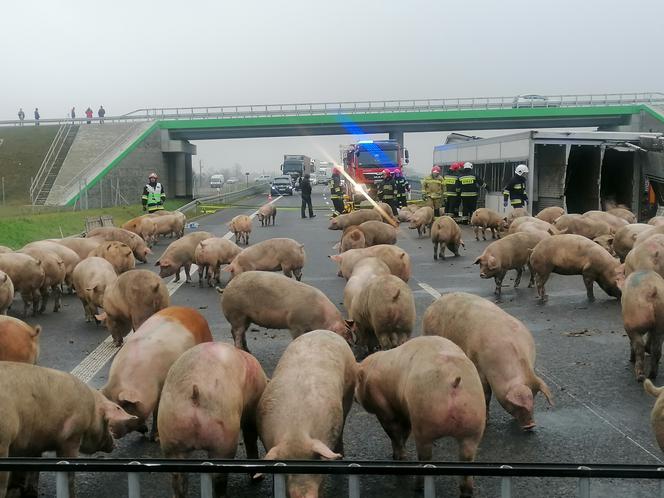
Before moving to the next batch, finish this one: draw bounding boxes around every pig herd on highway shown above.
[1,200,664,498]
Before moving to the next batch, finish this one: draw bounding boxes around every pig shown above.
[505,207,529,226]
[101,306,213,439]
[374,202,398,225]
[633,226,664,248]
[24,240,80,289]
[643,380,664,452]
[223,237,306,281]
[122,216,157,246]
[194,237,243,287]
[0,253,45,316]
[508,216,556,235]
[355,336,485,496]
[343,257,391,313]
[624,234,664,278]
[257,330,357,498]
[593,234,616,257]
[0,363,136,498]
[431,216,464,260]
[71,257,118,323]
[649,216,664,227]
[553,214,613,239]
[257,203,277,226]
[0,272,14,315]
[529,234,623,302]
[397,208,412,223]
[229,215,252,245]
[155,231,213,282]
[54,237,103,260]
[620,270,664,382]
[535,206,565,224]
[348,274,415,351]
[0,246,12,254]
[0,316,40,363]
[612,224,652,262]
[474,231,549,298]
[19,247,66,313]
[148,213,186,239]
[408,206,434,237]
[608,207,637,224]
[96,269,170,346]
[339,220,397,252]
[220,271,351,352]
[423,292,553,430]
[471,207,505,241]
[88,241,136,274]
[86,226,152,263]
[330,244,411,282]
[583,210,629,231]
[327,208,382,230]
[158,343,268,497]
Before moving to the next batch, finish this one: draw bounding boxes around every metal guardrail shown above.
[1,458,662,498]
[2,93,663,127]
[177,183,270,216]
[30,123,70,203]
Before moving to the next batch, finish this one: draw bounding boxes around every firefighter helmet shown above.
[332,167,341,175]
[431,166,441,175]
[463,162,473,170]
[148,173,158,180]
[382,169,392,179]
[515,164,529,176]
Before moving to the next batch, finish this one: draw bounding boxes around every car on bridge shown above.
[512,94,558,108]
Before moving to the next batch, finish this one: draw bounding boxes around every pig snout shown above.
[504,385,536,431]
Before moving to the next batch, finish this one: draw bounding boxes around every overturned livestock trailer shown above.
[433,130,664,220]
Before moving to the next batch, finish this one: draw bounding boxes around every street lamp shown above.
[245,172,250,186]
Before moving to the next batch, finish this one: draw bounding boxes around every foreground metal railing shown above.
[1,458,663,498]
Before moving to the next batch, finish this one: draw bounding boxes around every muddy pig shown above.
[159,342,268,497]
[553,214,613,239]
[529,234,622,302]
[583,210,628,231]
[0,363,136,498]
[86,226,152,263]
[343,257,391,313]
[149,213,185,239]
[122,216,157,246]
[356,336,485,495]
[257,330,357,498]
[54,237,102,260]
[19,247,66,313]
[423,292,553,430]
[229,215,252,245]
[620,270,664,382]
[471,207,505,241]
[535,206,565,224]
[0,253,45,316]
[257,203,277,227]
[101,307,212,439]
[644,380,664,452]
[0,272,14,315]
[431,216,464,260]
[339,220,397,252]
[608,207,637,224]
[220,271,351,352]
[327,208,382,230]
[223,237,305,280]
[625,234,664,278]
[194,237,243,287]
[408,206,434,237]
[72,257,118,323]
[348,274,415,351]
[88,241,136,274]
[330,244,411,282]
[155,231,213,282]
[474,231,549,298]
[505,207,529,227]
[96,269,170,346]
[612,224,652,262]
[0,316,40,363]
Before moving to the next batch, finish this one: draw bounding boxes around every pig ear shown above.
[615,264,626,290]
[505,385,533,410]
[32,325,42,338]
[95,311,107,323]
[487,255,498,270]
[332,242,340,251]
[86,285,99,293]
[473,256,481,265]
[536,377,554,407]
[310,438,342,460]
[118,390,140,406]
[329,254,342,262]
[154,260,160,267]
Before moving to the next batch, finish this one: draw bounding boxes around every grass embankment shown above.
[0,126,59,205]
[0,200,187,249]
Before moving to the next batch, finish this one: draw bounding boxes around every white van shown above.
[210,174,225,188]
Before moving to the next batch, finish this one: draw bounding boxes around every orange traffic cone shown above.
[268,192,273,201]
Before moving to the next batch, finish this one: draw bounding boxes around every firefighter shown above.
[394,169,410,208]
[503,164,529,209]
[377,169,398,215]
[329,168,345,216]
[457,162,485,223]
[443,162,461,218]
[142,172,165,213]
[422,166,444,217]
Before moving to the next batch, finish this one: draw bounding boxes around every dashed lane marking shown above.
[71,195,283,383]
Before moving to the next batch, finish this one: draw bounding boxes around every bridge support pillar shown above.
[389,130,404,146]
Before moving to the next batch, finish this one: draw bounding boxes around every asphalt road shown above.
[11,187,663,497]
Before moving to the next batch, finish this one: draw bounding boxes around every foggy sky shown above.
[2,0,663,174]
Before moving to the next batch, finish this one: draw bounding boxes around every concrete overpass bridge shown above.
[4,92,662,207]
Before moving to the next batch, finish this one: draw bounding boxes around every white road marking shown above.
[418,282,441,299]
[70,195,283,383]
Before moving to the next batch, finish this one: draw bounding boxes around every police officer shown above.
[443,162,461,218]
[457,162,485,223]
[377,169,398,215]
[422,166,444,217]
[329,168,345,216]
[394,169,410,208]
[503,164,529,209]
[142,173,165,213]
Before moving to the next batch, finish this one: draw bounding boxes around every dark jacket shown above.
[503,175,528,203]
[301,178,312,197]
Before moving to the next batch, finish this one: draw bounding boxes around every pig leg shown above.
[433,240,439,260]
[31,290,41,317]
[52,285,62,312]
[491,227,497,239]
[474,226,480,241]
[149,404,160,442]
[648,331,662,380]
[514,267,523,288]
[166,451,189,498]
[184,263,192,283]
[494,271,506,298]
[245,233,250,245]
[535,271,550,302]
[198,265,205,288]
[581,273,596,302]
[439,243,447,261]
[292,267,303,282]
[0,444,9,498]
[481,227,487,241]
[56,442,80,498]
[628,329,647,382]
[379,416,410,460]
[458,437,480,498]
[241,424,263,481]
[38,287,49,313]
[527,262,535,288]
[230,318,251,352]
[414,436,433,490]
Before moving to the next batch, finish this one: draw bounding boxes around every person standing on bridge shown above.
[503,164,529,209]
[98,105,105,124]
[457,162,485,224]
[329,168,345,216]
[142,173,166,213]
[422,166,444,217]
[70,107,76,123]
[300,173,315,219]
[34,108,40,126]
[17,108,25,125]
[85,107,93,124]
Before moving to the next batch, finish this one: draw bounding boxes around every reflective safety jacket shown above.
[329,178,343,199]
[142,183,165,212]
[443,174,460,197]
[378,177,396,201]
[395,176,410,198]
[422,175,443,199]
[503,175,528,205]
[457,174,485,197]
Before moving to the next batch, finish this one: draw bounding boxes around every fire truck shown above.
[341,139,409,201]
